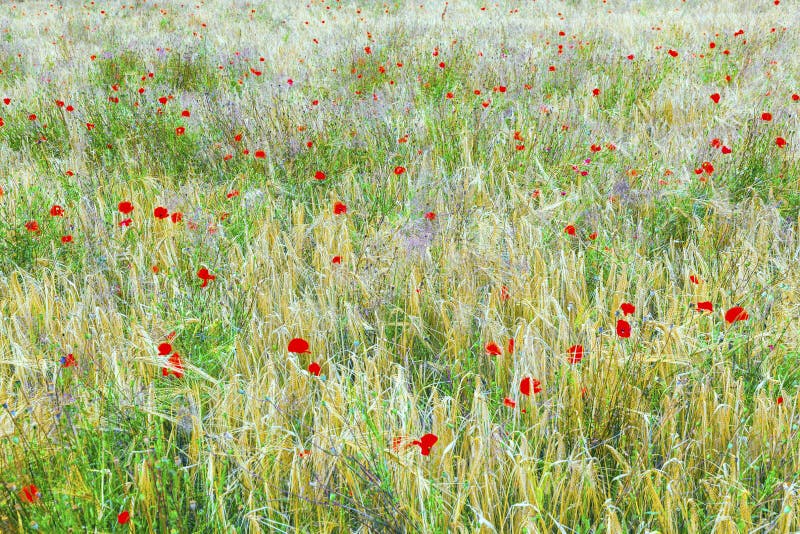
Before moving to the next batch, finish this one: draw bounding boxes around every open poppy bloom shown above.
[725,306,748,324]
[567,344,584,364]
[520,377,542,395]
[20,484,39,503]
[288,338,311,354]
[616,319,631,338]
[333,201,347,215]
[410,433,438,456]
[620,302,635,316]
[61,353,77,367]
[162,352,183,378]
[308,362,321,376]
[153,206,169,219]
[197,268,215,287]
[503,397,516,408]
[118,201,134,215]
[697,301,713,313]
[485,342,502,356]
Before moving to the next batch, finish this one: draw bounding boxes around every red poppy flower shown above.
[520,377,542,396]
[62,353,77,367]
[175,126,185,135]
[20,484,39,503]
[485,342,502,356]
[567,344,584,364]
[308,362,321,376]
[776,137,787,148]
[171,212,183,223]
[158,343,172,356]
[332,256,342,264]
[668,49,678,57]
[410,433,438,456]
[500,285,510,301]
[616,319,631,338]
[28,114,37,121]
[710,93,721,103]
[61,235,73,243]
[119,218,132,227]
[181,109,190,117]
[689,275,700,284]
[118,201,134,215]
[503,397,516,409]
[117,511,131,524]
[724,306,748,324]
[288,338,311,354]
[333,201,347,215]
[86,123,95,130]
[153,206,169,219]
[507,338,515,354]
[254,150,266,159]
[197,268,215,287]
[620,302,635,316]
[394,166,406,175]
[564,224,576,236]
[761,112,772,121]
[162,352,183,378]
[697,301,713,313]
[424,211,436,220]
[50,204,64,217]
[25,220,40,232]
[314,170,327,180]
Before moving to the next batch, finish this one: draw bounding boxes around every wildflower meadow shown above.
[1,0,800,532]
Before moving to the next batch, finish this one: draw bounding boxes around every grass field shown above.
[1,0,800,532]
